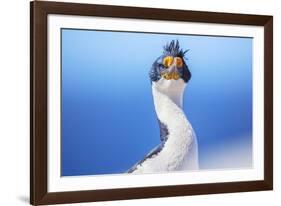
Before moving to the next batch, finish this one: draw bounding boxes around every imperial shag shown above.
[128,40,199,174]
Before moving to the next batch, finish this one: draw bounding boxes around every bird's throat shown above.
[152,79,186,108]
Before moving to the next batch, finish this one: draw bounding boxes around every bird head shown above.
[149,40,191,84]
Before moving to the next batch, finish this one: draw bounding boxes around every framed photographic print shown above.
[30,1,273,205]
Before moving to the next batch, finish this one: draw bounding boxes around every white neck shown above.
[152,79,186,108]
[130,79,198,173]
[151,79,194,171]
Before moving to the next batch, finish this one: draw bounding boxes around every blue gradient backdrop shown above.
[61,29,252,176]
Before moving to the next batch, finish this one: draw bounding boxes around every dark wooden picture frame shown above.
[30,1,273,205]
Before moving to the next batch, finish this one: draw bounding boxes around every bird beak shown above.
[161,72,180,80]
[161,62,180,80]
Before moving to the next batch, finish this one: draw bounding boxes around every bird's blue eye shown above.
[175,57,183,68]
[163,56,173,67]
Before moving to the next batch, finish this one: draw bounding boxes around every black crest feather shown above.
[163,40,188,58]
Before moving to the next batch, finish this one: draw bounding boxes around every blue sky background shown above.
[61,29,253,176]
